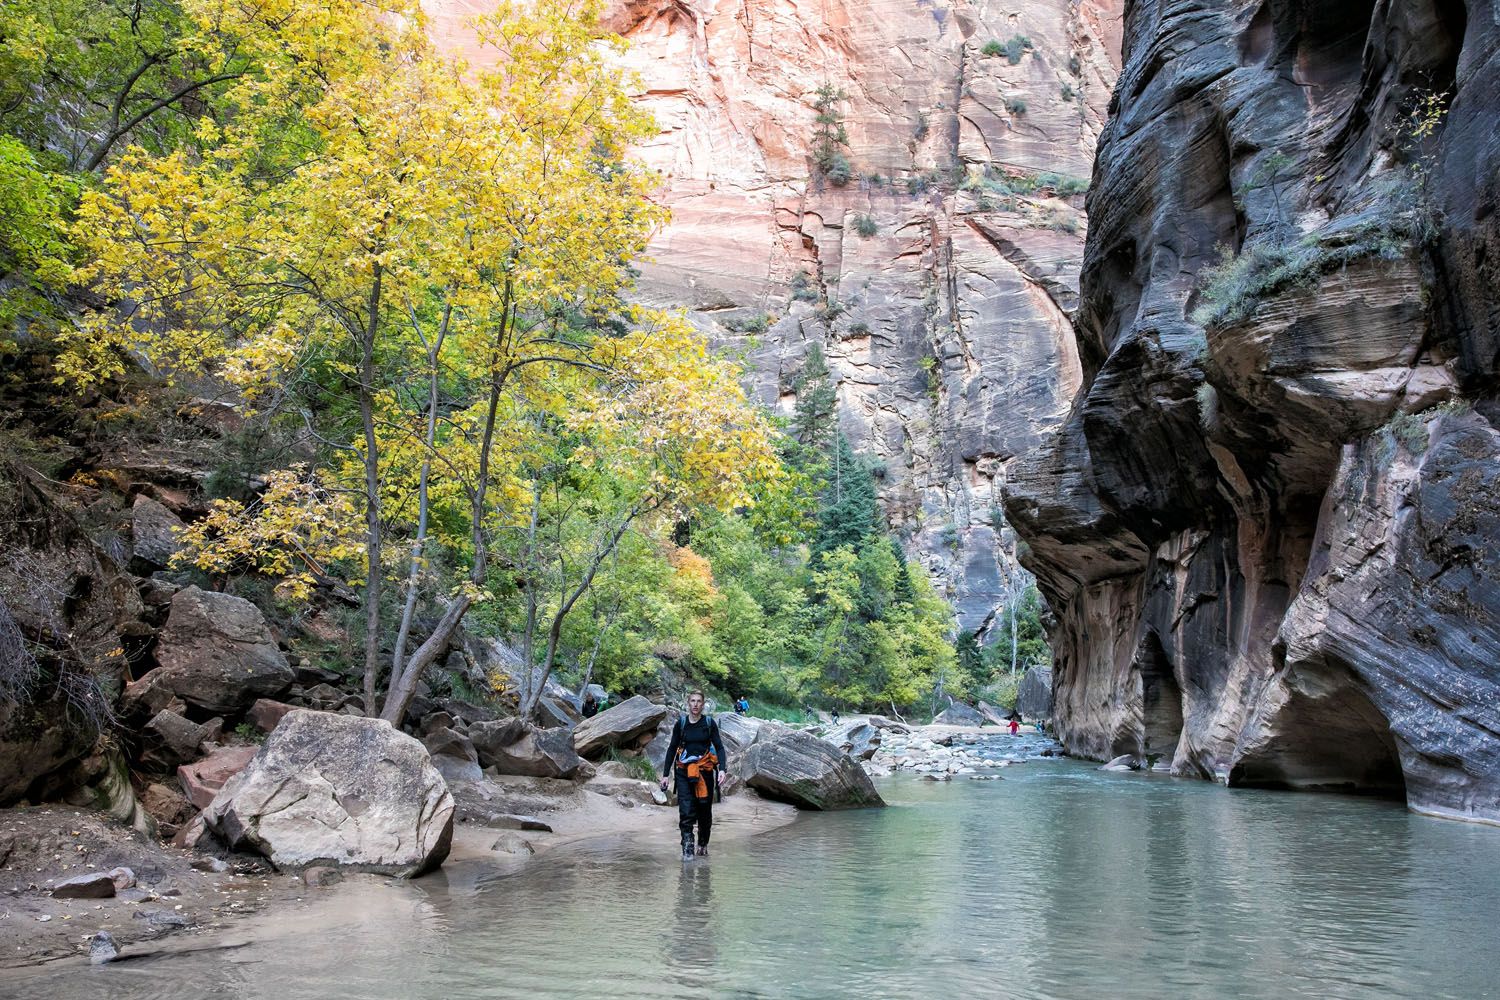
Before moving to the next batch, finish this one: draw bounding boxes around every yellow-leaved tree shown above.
[70,0,782,723]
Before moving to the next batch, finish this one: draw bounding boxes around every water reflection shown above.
[5,762,1499,1000]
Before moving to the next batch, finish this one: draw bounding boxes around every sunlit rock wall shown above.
[601,0,1122,637]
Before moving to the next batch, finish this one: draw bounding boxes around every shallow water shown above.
[10,757,1500,1000]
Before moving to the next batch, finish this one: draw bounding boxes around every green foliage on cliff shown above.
[811,82,852,186]
[981,36,1033,64]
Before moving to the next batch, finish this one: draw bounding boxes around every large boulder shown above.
[865,715,911,734]
[1015,665,1053,722]
[473,720,586,779]
[203,711,453,876]
[743,731,885,810]
[535,696,579,730]
[572,695,669,759]
[823,720,882,761]
[469,718,530,760]
[932,701,986,727]
[125,587,293,715]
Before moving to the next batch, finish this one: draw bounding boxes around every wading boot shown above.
[695,845,709,857]
[681,834,695,862]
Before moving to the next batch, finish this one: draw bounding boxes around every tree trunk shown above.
[359,264,385,717]
[518,502,650,718]
[389,306,449,695]
[379,297,512,726]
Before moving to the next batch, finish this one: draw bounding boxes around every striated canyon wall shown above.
[429,0,1129,636]
[1003,0,1500,823]
[595,0,1124,635]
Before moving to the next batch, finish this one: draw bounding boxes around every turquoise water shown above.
[9,758,1500,999]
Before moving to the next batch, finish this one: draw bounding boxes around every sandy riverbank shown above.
[0,772,798,970]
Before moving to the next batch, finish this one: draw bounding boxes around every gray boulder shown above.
[536,696,580,730]
[52,872,116,899]
[932,701,986,727]
[124,587,293,715]
[474,720,586,779]
[642,715,675,773]
[422,726,476,763]
[572,695,669,758]
[140,709,209,770]
[89,930,120,965]
[469,718,530,760]
[865,715,911,734]
[129,494,185,568]
[824,720,882,761]
[424,726,482,784]
[743,731,885,810]
[1015,665,1053,722]
[203,710,454,877]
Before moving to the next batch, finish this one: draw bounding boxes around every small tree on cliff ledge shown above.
[811,82,853,186]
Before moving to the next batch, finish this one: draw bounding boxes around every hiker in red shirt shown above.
[1009,717,1020,736]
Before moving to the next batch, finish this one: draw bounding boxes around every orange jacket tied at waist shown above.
[676,749,718,800]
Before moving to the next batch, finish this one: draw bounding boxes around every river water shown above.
[10,754,1500,1000]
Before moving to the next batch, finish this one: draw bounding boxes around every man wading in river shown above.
[659,691,726,861]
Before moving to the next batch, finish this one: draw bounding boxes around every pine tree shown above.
[811,82,852,186]
[812,434,879,557]
[792,343,838,450]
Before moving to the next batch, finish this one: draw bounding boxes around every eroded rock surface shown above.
[1015,665,1053,721]
[1002,0,1500,822]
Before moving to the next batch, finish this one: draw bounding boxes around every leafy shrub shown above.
[725,313,771,334]
[1385,410,1431,456]
[603,746,657,781]
[1192,216,1418,328]
[853,213,878,238]
[1004,97,1028,116]
[823,152,853,186]
[981,36,1033,64]
[791,270,820,301]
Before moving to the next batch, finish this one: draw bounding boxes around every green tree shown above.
[811,82,852,186]
[812,434,880,557]
[791,343,838,450]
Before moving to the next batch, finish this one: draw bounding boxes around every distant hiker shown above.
[734,696,749,714]
[1008,717,1020,736]
[660,691,726,861]
[830,708,841,726]
[581,694,599,719]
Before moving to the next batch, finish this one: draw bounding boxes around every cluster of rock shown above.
[867,729,1051,779]
[1000,0,1500,822]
